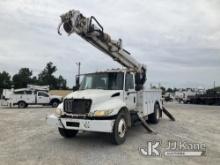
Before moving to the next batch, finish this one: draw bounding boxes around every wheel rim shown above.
[20,102,25,108]
[53,102,58,107]
[118,118,126,138]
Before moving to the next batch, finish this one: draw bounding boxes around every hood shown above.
[65,89,121,99]
[65,89,122,111]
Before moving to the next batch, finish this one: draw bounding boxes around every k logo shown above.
[139,141,161,157]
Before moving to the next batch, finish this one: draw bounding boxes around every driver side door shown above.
[37,91,50,104]
[124,73,136,110]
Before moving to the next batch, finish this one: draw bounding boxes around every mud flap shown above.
[162,106,175,121]
[137,113,157,134]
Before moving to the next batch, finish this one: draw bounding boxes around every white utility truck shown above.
[47,9,175,144]
[2,85,62,108]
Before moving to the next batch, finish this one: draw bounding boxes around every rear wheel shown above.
[58,128,78,138]
[148,103,160,124]
[18,101,27,108]
[110,111,128,145]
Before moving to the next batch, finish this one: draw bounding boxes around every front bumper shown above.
[46,114,115,133]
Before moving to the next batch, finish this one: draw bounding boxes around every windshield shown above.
[79,72,124,90]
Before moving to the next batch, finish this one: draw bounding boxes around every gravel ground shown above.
[0,102,219,165]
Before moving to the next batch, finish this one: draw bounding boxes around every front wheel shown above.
[58,128,78,138]
[110,111,128,145]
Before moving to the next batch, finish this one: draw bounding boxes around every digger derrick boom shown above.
[58,9,146,89]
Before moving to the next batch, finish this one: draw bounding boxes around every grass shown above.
[49,90,72,97]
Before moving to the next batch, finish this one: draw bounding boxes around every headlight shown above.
[93,109,113,117]
[54,107,64,116]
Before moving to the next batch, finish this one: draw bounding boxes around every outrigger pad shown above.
[137,113,157,134]
[162,107,175,121]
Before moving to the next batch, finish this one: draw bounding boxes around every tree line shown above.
[151,85,178,95]
[0,62,67,94]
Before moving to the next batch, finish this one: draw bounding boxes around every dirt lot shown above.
[0,102,219,165]
[49,90,72,97]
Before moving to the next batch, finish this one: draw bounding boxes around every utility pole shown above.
[76,62,81,76]
[214,80,216,89]
[75,62,81,88]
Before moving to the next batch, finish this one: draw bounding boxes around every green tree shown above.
[30,76,38,85]
[12,68,32,89]
[0,71,11,94]
[160,86,166,95]
[173,88,178,93]
[166,88,173,93]
[38,62,58,89]
[56,75,67,89]
[151,86,157,89]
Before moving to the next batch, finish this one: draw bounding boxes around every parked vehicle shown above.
[1,85,62,108]
[47,9,175,145]
[48,70,162,144]
[175,88,205,103]
[163,93,174,102]
[187,90,220,105]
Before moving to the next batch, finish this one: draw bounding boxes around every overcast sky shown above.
[0,0,219,88]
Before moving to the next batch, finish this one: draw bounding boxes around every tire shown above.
[51,100,59,108]
[148,103,160,124]
[18,101,27,108]
[58,128,78,138]
[110,111,128,145]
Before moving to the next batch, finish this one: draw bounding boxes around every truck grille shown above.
[63,99,92,114]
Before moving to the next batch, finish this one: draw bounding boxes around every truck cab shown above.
[77,70,136,112]
[47,69,162,144]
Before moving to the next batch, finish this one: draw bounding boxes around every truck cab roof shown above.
[82,68,135,75]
